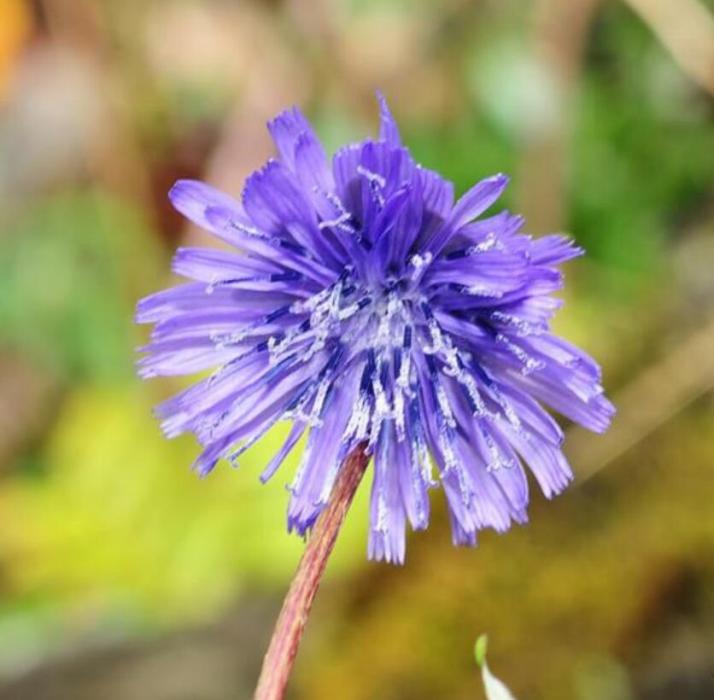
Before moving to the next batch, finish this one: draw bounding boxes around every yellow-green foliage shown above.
[0,384,370,626]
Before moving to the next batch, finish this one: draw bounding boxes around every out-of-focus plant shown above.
[0,386,370,624]
[475,635,517,700]
[0,191,159,382]
[0,0,713,697]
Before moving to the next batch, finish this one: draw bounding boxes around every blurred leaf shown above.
[0,384,370,627]
[0,189,163,383]
[571,2,714,275]
[474,634,489,668]
[405,115,516,199]
[475,635,518,700]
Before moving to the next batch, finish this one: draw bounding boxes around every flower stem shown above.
[253,445,370,700]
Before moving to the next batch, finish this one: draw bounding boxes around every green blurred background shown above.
[1,1,713,698]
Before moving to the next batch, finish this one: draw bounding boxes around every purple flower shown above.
[136,94,614,563]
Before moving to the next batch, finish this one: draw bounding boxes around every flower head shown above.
[136,94,614,563]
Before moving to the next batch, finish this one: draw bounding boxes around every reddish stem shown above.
[253,445,369,700]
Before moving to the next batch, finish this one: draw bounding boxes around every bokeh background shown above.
[1,0,714,698]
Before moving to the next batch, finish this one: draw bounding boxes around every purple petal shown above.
[425,174,509,256]
[377,91,402,146]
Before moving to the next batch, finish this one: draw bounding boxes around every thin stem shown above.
[253,445,370,700]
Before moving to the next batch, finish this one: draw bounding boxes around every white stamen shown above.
[496,334,545,375]
[465,286,504,298]
[410,252,433,271]
[356,165,387,189]
[436,383,457,429]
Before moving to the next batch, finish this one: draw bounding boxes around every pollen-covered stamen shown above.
[420,302,457,364]
[356,165,386,209]
[207,303,298,350]
[257,315,310,361]
[279,346,340,425]
[304,376,331,428]
[227,217,335,284]
[204,270,305,295]
[392,326,415,441]
[290,272,345,314]
[392,375,406,441]
[209,329,249,349]
[369,357,392,447]
[411,252,433,270]
[281,390,312,424]
[444,232,503,260]
[287,349,346,496]
[495,333,545,375]
[230,220,264,237]
[416,304,461,434]
[294,344,345,428]
[488,385,523,434]
[351,293,416,444]
[425,353,457,430]
[373,293,403,346]
[480,423,516,472]
[285,271,356,362]
[395,326,413,389]
[205,274,219,295]
[314,188,359,235]
[344,292,401,441]
[489,310,543,337]
[470,232,503,253]
[414,305,494,421]
[318,213,353,231]
[452,354,492,419]
[419,333,468,487]
[344,392,371,443]
[469,363,525,435]
[464,285,505,298]
[424,317,449,356]
[231,217,313,261]
[438,427,460,474]
[408,399,436,488]
[345,352,377,443]
[337,296,372,321]
[242,272,362,368]
[406,252,433,288]
[449,446,475,508]
[375,485,389,535]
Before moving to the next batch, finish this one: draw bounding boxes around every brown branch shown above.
[253,445,370,700]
